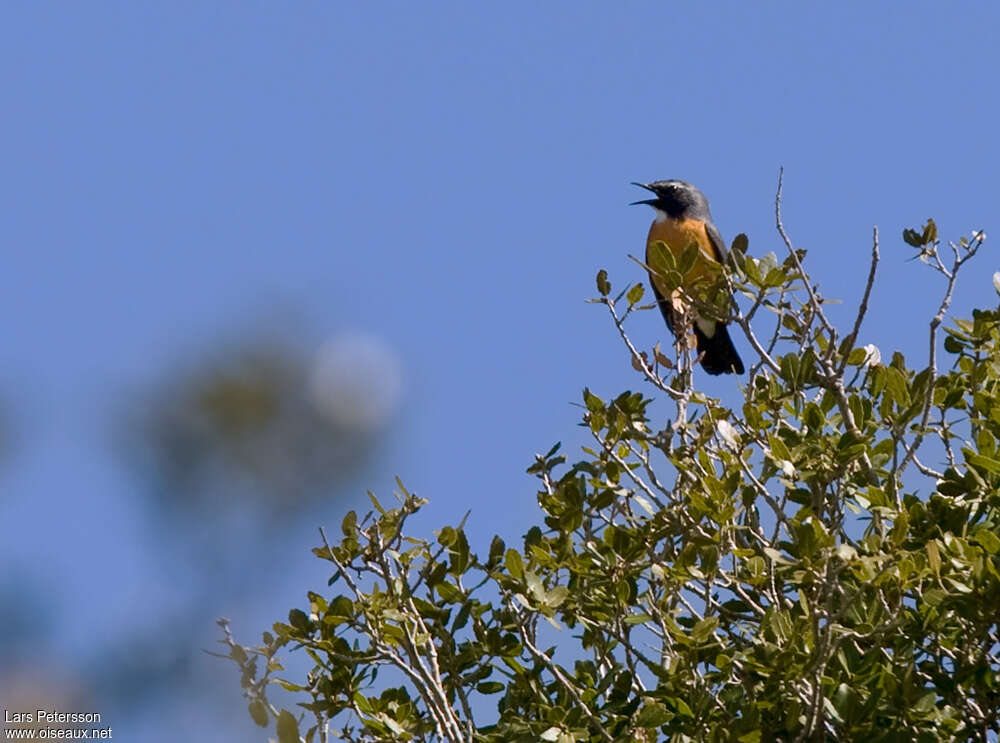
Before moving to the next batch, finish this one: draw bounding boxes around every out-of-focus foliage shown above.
[95,325,403,731]
[221,209,998,741]
[128,331,401,509]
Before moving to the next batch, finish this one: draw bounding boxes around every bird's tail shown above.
[693,323,745,375]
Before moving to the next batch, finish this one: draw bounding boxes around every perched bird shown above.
[631,179,744,375]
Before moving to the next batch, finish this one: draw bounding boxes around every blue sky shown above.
[1,2,998,740]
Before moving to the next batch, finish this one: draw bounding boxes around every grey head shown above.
[630,179,711,220]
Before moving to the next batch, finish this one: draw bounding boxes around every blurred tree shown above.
[221,193,998,741]
[128,328,401,512]
[96,321,402,735]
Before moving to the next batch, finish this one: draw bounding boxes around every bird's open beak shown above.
[629,181,657,206]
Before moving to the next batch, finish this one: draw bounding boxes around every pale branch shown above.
[623,439,678,505]
[775,167,837,340]
[507,600,616,743]
[604,294,683,401]
[911,455,944,480]
[596,432,668,510]
[320,527,469,743]
[899,230,985,477]
[734,311,782,376]
[214,619,290,725]
[772,175,874,481]
[764,290,791,356]
[839,226,880,376]
[939,408,957,469]
[723,265,782,376]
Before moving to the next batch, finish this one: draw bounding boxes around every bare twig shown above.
[839,227,880,375]
[899,231,985,476]
[775,168,837,340]
[605,295,683,401]
[508,600,616,742]
[319,527,470,742]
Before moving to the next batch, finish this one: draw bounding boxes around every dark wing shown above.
[649,279,677,336]
[703,219,727,263]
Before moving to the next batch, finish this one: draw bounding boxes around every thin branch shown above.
[508,600,616,743]
[734,312,782,375]
[605,295,684,400]
[839,227,880,375]
[899,231,985,476]
[911,455,944,480]
[722,264,782,375]
[775,168,836,339]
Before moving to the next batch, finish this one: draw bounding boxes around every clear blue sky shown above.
[1,3,998,740]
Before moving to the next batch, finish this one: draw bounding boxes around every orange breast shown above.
[645,216,723,316]
[645,216,720,281]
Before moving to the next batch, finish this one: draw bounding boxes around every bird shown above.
[631,179,744,375]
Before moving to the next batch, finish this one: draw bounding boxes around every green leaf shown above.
[691,616,720,642]
[634,701,671,728]
[902,228,921,246]
[325,596,354,624]
[967,452,1000,475]
[437,526,457,546]
[366,491,385,514]
[435,579,464,603]
[804,402,825,431]
[487,535,505,566]
[912,691,937,713]
[476,681,504,694]
[974,528,1000,554]
[341,510,357,536]
[288,609,310,633]
[626,283,645,306]
[624,612,653,625]
[677,241,701,276]
[922,218,938,244]
[276,710,300,743]
[546,585,569,608]
[847,346,868,366]
[248,700,269,727]
[885,366,910,407]
[583,388,604,413]
[764,266,787,288]
[450,530,471,574]
[648,240,678,277]
[779,353,800,387]
[596,269,611,296]
[768,433,792,461]
[505,549,524,581]
[744,255,763,286]
[926,540,941,576]
[903,219,937,247]
[525,570,545,602]
[763,547,791,564]
[730,232,749,255]
[670,697,694,717]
